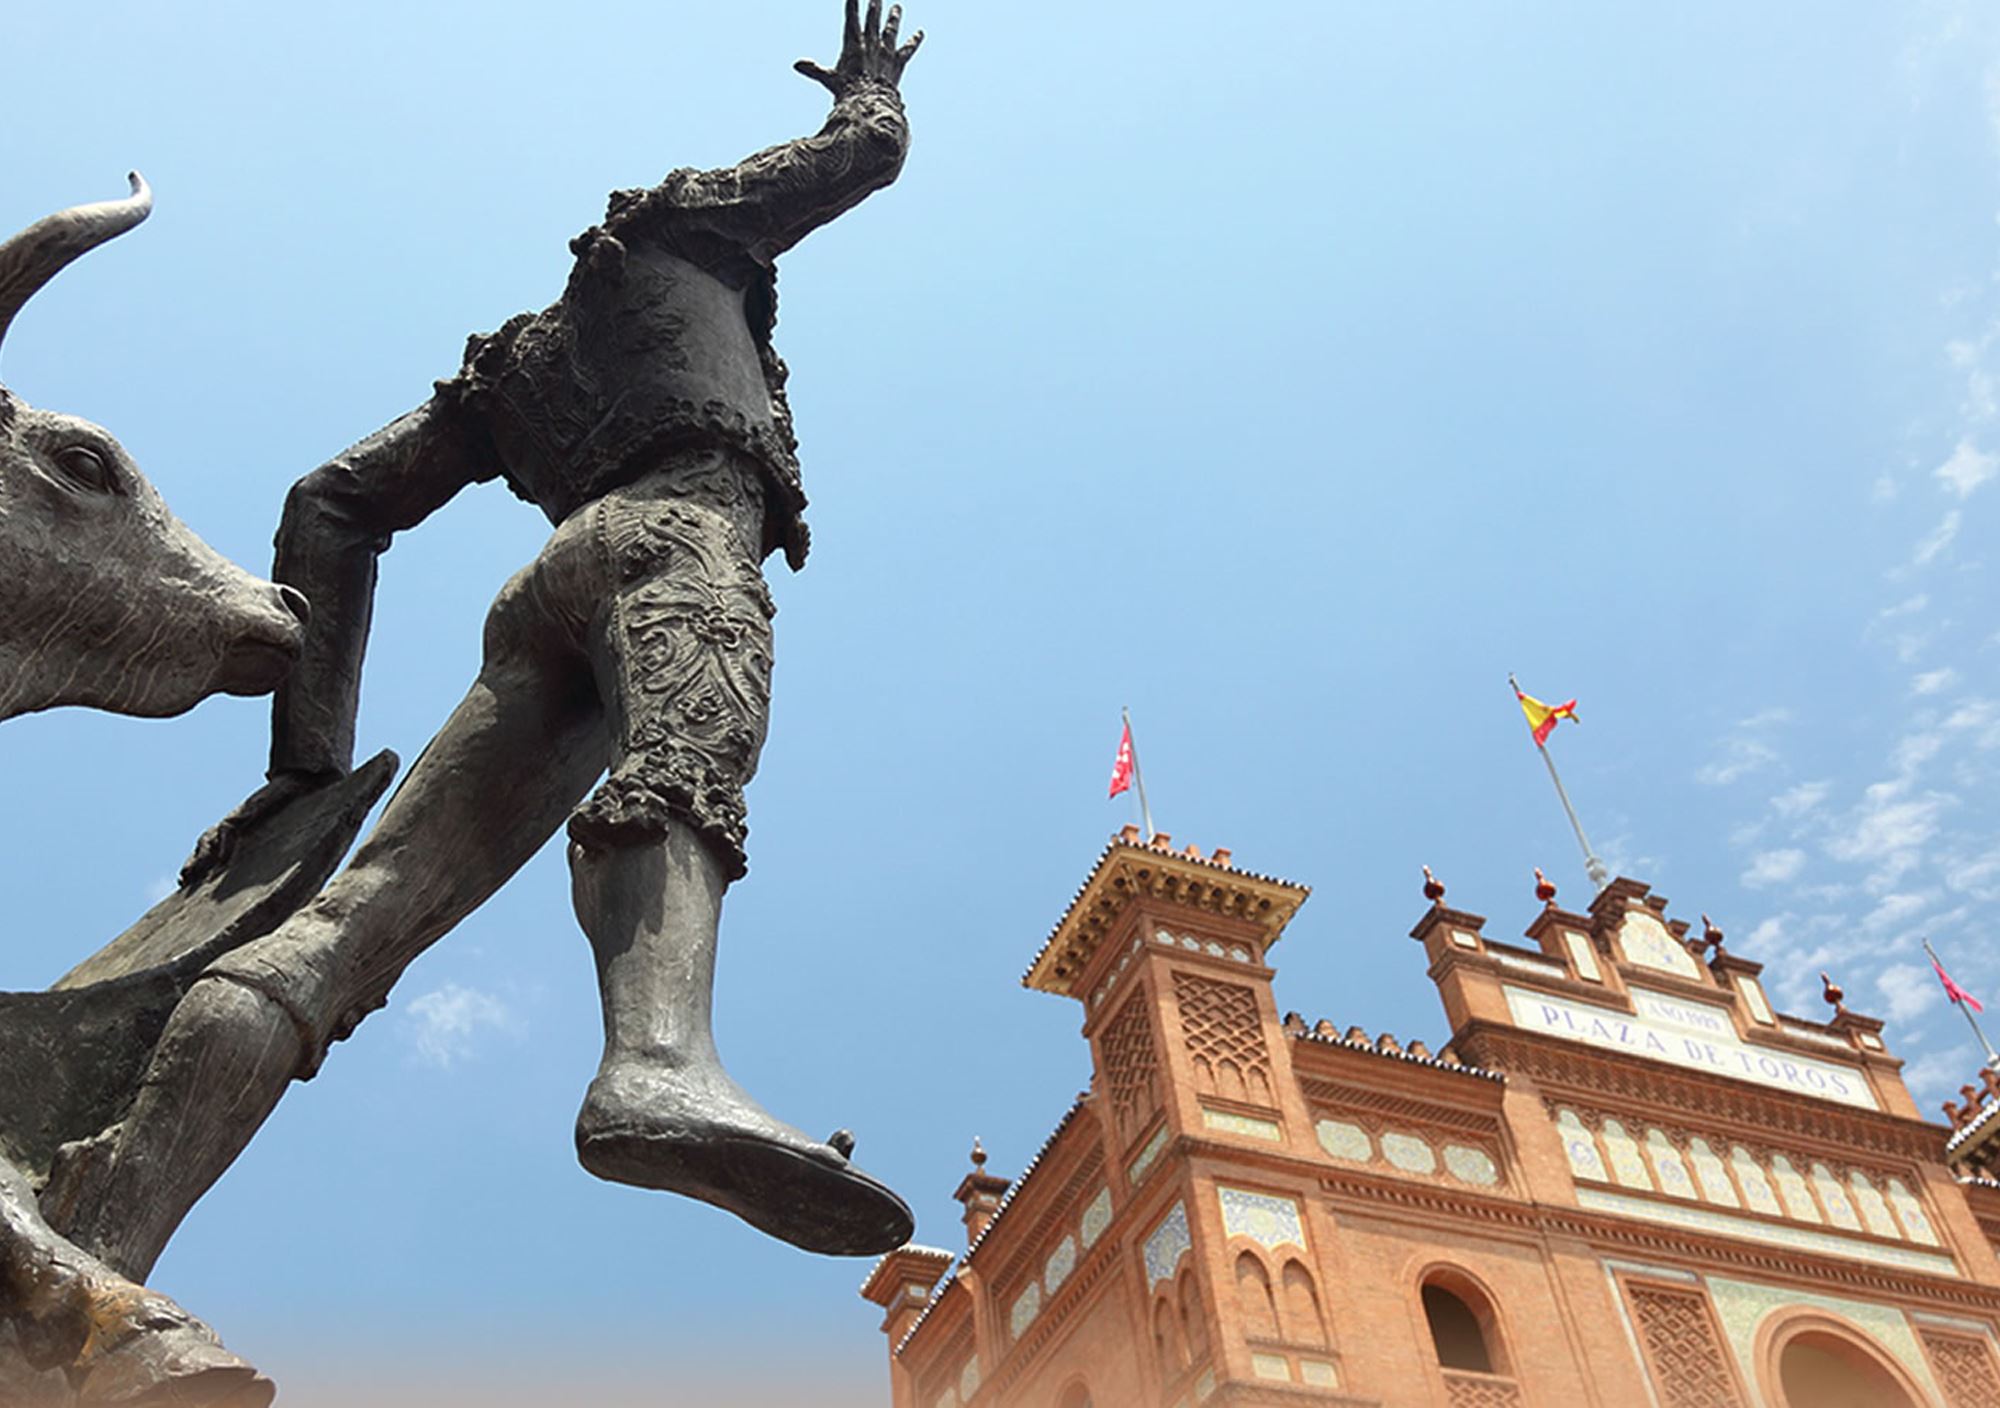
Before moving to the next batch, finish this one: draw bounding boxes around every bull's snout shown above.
[215,583,309,697]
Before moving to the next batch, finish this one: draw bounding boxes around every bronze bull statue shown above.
[0,177,390,1407]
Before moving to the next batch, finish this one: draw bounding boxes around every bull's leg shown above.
[564,508,912,1257]
[52,556,609,1283]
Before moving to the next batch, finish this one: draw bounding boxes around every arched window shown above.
[1235,1252,1280,1341]
[1056,1383,1093,1408]
[1153,1296,1184,1374]
[1177,1271,1210,1363]
[1281,1260,1327,1349]
[1777,1331,1920,1407]
[1422,1280,1498,1374]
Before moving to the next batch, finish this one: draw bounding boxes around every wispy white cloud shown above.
[1911,509,1963,567]
[1771,780,1832,819]
[1877,962,1943,1022]
[1911,667,1959,696]
[1698,740,1779,786]
[404,983,516,1068]
[1936,439,1999,497]
[1862,891,1931,933]
[1742,848,1807,888]
[1697,711,1790,787]
[1824,788,1948,890]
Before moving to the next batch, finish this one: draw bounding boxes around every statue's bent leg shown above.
[566,496,913,1257]
[54,521,611,1282]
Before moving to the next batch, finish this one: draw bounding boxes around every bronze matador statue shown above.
[55,0,924,1276]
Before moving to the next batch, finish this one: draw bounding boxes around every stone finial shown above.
[1698,913,1725,958]
[1423,865,1446,904]
[1212,847,1233,867]
[1282,1011,1306,1036]
[1314,1018,1337,1038]
[1118,824,1143,844]
[1534,868,1557,905]
[1407,1039,1433,1060]
[1376,1032,1403,1055]
[1345,1024,1370,1045]
[1821,972,1847,1017]
[1438,1045,1463,1067]
[953,1136,1010,1250]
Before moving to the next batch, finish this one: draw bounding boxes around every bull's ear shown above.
[0,173,153,358]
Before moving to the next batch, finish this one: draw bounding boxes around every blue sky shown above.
[4,2,1999,1401]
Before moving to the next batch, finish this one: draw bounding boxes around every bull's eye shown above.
[53,445,118,495]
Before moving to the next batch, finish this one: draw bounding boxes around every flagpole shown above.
[1924,938,2000,1068]
[1510,674,1609,892]
[1124,706,1157,840]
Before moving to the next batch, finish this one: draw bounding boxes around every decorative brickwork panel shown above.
[1100,993,1161,1140]
[1627,1284,1742,1408]
[1442,1370,1524,1407]
[1922,1331,2000,1408]
[1173,972,1273,1106]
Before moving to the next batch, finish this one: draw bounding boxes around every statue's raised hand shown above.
[796,0,923,97]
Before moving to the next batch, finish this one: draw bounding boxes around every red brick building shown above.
[859,829,2000,1407]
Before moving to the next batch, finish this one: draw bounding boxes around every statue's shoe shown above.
[574,1066,914,1257]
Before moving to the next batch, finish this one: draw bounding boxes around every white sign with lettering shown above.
[1503,984,1876,1110]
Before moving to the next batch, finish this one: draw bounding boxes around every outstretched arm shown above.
[617,1,924,262]
[181,397,486,884]
[269,398,487,778]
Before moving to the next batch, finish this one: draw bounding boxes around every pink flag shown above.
[1108,721,1135,799]
[1935,957,1985,1013]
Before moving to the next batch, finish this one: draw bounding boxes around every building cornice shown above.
[1024,833,1308,998]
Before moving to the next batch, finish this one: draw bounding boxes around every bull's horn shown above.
[0,172,153,356]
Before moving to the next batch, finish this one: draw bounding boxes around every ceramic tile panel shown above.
[1645,1129,1698,1200]
[1144,1203,1192,1286]
[1081,1187,1114,1247]
[1730,1146,1782,1215]
[1556,1109,1610,1182]
[1195,1367,1217,1401]
[1316,1119,1372,1163]
[1575,1189,1958,1275]
[1848,1171,1899,1239]
[1770,1156,1821,1223]
[1601,1120,1653,1191]
[1444,1144,1499,1187]
[1812,1162,1863,1231]
[1044,1235,1077,1295]
[1009,1282,1041,1339]
[959,1358,981,1400]
[1217,1186,1306,1252]
[1130,1125,1170,1184]
[1886,1179,1939,1246]
[1381,1131,1438,1175]
[1688,1138,1739,1207]
[1202,1107,1282,1142]
[1251,1353,1291,1381]
[1564,929,1602,982]
[1300,1360,1340,1387]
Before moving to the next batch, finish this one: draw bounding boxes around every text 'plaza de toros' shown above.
[858,829,2000,1408]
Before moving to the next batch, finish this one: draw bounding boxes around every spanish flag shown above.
[1514,683,1578,747]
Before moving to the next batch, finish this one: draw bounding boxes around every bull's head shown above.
[0,175,307,721]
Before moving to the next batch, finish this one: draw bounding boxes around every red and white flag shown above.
[1934,956,1984,1013]
[1108,721,1136,798]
